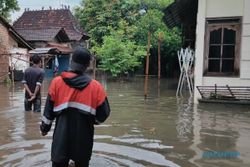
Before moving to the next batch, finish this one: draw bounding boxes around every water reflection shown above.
[0,77,250,167]
[176,97,193,142]
[192,103,250,167]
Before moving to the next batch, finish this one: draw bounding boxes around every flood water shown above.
[0,77,250,167]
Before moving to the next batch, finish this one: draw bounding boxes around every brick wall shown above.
[0,23,18,82]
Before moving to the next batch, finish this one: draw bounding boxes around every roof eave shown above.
[0,17,33,50]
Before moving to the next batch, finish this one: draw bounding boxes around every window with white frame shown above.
[204,18,241,76]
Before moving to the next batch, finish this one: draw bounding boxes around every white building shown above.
[194,0,250,103]
[164,0,250,103]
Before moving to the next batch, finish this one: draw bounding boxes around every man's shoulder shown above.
[39,68,45,74]
[51,76,63,83]
[90,79,100,85]
[24,67,32,72]
[26,67,44,73]
[90,79,104,88]
[34,67,45,75]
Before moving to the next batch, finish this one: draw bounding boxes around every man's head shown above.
[70,46,92,73]
[31,54,42,65]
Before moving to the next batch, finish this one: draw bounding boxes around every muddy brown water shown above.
[0,77,250,167]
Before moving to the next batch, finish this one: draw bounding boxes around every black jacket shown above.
[40,71,110,162]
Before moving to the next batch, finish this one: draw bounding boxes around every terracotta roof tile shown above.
[13,9,90,41]
[15,27,70,41]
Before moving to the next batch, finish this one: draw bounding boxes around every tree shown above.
[75,0,181,77]
[0,0,19,20]
[75,0,146,77]
[93,22,146,77]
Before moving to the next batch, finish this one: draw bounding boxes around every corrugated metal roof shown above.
[163,0,198,28]
[163,2,183,28]
[47,42,73,54]
[29,48,60,54]
[29,43,72,54]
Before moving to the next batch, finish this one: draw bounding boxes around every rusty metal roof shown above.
[29,42,72,55]
[29,47,60,54]
[163,0,198,28]
[47,42,73,54]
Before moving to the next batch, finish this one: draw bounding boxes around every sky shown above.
[11,0,82,22]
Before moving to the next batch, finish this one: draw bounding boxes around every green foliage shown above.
[0,0,19,20]
[75,0,181,77]
[93,25,146,77]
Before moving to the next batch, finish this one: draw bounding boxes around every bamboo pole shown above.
[157,79,161,98]
[144,31,151,98]
[158,32,163,80]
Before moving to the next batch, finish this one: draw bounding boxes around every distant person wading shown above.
[22,54,45,112]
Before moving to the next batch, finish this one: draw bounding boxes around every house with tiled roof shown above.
[13,7,89,45]
[13,7,90,77]
[0,16,33,82]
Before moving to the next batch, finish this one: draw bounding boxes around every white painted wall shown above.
[241,61,250,79]
[242,25,250,36]
[203,76,250,86]
[194,0,207,103]
[206,0,244,18]
[243,0,250,23]
[10,48,29,72]
[241,37,250,61]
[241,0,250,78]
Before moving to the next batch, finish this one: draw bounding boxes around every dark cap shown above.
[70,46,92,71]
[31,54,42,64]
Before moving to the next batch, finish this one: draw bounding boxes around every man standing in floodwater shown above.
[22,54,45,112]
[40,46,111,167]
